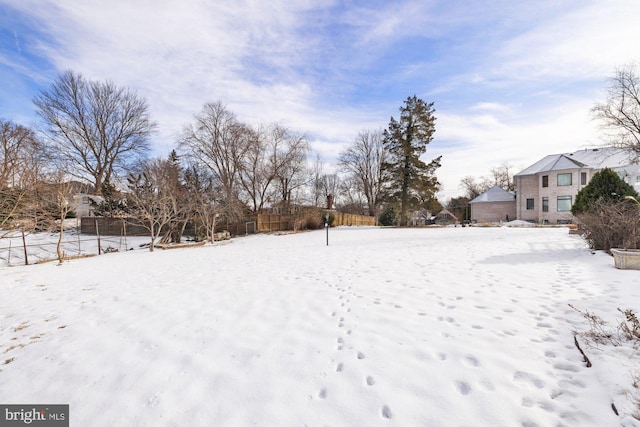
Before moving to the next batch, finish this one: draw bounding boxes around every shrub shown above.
[572,168,640,251]
[291,209,324,231]
[575,198,640,251]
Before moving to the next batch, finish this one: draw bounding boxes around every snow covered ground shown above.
[1,226,639,426]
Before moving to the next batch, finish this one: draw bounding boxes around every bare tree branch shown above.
[33,70,156,193]
[338,129,386,217]
[593,64,640,156]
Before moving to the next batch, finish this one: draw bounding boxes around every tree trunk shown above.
[56,208,65,264]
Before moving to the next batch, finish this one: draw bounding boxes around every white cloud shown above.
[432,96,602,201]
[493,2,640,81]
[2,0,638,205]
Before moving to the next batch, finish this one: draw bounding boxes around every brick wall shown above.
[471,201,516,223]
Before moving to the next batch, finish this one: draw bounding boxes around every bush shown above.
[291,209,324,231]
[572,168,640,251]
[575,198,640,251]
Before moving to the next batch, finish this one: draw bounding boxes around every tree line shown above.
[1,71,443,248]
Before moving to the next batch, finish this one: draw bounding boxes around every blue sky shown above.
[1,0,638,200]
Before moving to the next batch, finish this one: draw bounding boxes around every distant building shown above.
[514,147,640,224]
[435,208,458,226]
[410,210,434,226]
[469,186,516,224]
[72,194,103,217]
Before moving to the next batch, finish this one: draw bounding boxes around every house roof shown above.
[514,147,636,176]
[435,208,457,218]
[469,185,516,204]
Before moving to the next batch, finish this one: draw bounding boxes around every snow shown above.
[1,226,639,426]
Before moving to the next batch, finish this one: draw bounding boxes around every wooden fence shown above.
[80,211,376,236]
[245,212,376,233]
[81,217,149,236]
[332,213,376,226]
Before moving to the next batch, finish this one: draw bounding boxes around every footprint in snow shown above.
[463,355,480,367]
[455,381,471,395]
[381,405,392,419]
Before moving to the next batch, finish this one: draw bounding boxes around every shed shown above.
[469,186,516,223]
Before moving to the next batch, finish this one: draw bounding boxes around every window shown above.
[580,172,587,185]
[542,175,549,187]
[557,173,572,186]
[636,175,640,183]
[542,197,549,212]
[526,198,534,210]
[557,195,572,212]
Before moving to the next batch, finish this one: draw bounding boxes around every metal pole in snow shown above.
[325,212,329,246]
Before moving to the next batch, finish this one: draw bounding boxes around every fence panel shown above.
[0,232,146,267]
[79,211,376,238]
[333,213,376,226]
[81,217,150,236]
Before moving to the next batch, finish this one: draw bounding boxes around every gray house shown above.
[469,186,516,224]
[514,147,640,224]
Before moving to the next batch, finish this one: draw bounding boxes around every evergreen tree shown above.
[571,168,638,215]
[379,204,400,226]
[382,96,441,226]
[90,180,131,217]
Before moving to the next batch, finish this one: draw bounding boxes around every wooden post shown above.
[123,219,128,250]
[95,218,102,255]
[21,228,28,265]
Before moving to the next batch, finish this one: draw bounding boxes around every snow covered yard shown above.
[1,226,639,426]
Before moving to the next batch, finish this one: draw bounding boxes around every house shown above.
[410,210,435,226]
[469,185,516,224]
[72,194,104,217]
[434,208,458,226]
[514,147,640,224]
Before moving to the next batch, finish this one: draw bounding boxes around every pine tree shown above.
[382,96,441,226]
[571,168,638,215]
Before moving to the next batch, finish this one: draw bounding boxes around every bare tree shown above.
[310,154,326,207]
[40,167,75,264]
[339,129,387,217]
[183,163,221,242]
[270,127,310,210]
[338,176,367,214]
[593,64,640,156]
[460,162,518,200]
[320,174,341,207]
[33,70,156,194]
[459,175,489,200]
[488,162,516,191]
[127,158,186,252]
[0,120,45,228]
[238,124,277,212]
[180,102,251,220]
